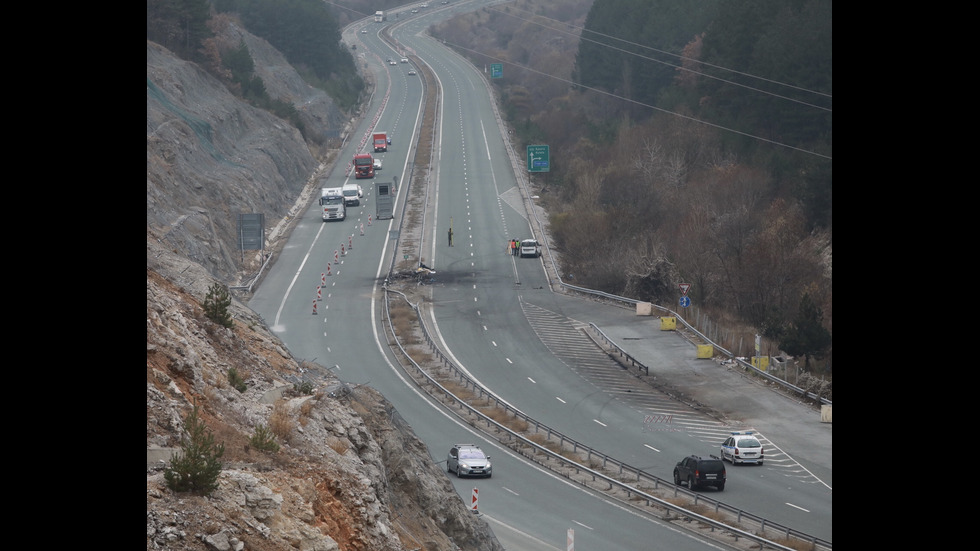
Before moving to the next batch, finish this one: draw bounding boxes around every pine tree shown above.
[203,282,234,328]
[164,402,225,495]
[779,292,831,369]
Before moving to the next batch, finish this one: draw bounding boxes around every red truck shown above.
[353,153,375,179]
[373,131,388,153]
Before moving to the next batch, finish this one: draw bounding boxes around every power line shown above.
[486,4,832,106]
[444,41,831,161]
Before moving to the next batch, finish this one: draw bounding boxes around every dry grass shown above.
[527,433,562,454]
[298,398,315,426]
[439,379,475,401]
[269,400,295,443]
[327,436,350,455]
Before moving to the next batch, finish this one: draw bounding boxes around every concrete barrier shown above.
[821,404,833,423]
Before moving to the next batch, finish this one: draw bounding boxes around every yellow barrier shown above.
[751,356,770,371]
[659,316,676,330]
[696,344,713,358]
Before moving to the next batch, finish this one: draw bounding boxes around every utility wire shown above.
[444,41,831,161]
[486,4,832,106]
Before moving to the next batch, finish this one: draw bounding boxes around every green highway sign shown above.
[526,145,550,173]
[491,63,503,78]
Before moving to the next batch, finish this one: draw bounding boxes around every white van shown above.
[342,183,361,206]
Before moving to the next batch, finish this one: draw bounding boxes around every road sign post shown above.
[527,145,550,173]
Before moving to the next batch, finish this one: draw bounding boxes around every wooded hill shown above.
[431,0,831,372]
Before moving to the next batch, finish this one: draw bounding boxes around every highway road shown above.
[249,4,831,550]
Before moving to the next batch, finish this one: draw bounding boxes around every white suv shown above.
[720,431,764,465]
[519,239,541,258]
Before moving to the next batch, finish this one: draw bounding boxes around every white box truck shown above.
[320,187,346,221]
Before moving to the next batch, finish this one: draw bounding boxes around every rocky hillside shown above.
[147,15,347,285]
[146,26,502,551]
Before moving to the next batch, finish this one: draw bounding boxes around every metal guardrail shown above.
[377,20,829,548]
[476,59,831,409]
[382,288,830,551]
[571,289,831,407]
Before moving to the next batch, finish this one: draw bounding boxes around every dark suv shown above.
[673,455,726,491]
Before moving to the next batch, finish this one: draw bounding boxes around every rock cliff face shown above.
[146,27,502,551]
[147,24,331,284]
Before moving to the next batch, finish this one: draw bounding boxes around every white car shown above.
[720,431,764,465]
[360,29,367,34]
[373,158,382,171]
[408,69,417,76]
[401,58,409,63]
[389,60,397,66]
[519,239,541,258]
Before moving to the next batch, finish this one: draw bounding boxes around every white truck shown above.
[375,10,386,22]
[320,187,346,221]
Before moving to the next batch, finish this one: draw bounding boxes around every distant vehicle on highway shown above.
[674,455,726,491]
[408,69,417,75]
[721,431,764,465]
[342,183,361,206]
[447,444,492,478]
[519,239,541,258]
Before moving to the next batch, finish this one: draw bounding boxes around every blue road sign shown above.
[679,296,691,308]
